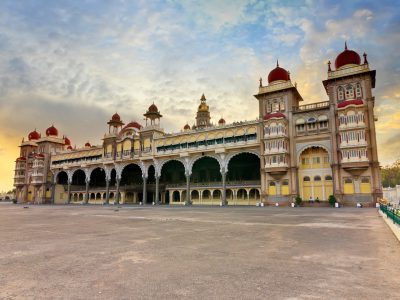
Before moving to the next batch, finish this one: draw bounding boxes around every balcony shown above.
[340,140,367,148]
[264,148,288,155]
[258,81,294,94]
[166,180,261,189]
[264,163,288,179]
[156,136,258,155]
[339,122,366,130]
[328,64,370,79]
[293,101,330,112]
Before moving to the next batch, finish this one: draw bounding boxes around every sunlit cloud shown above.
[0,0,399,191]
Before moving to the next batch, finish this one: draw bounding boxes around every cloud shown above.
[0,0,399,190]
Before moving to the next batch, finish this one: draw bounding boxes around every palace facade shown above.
[14,44,383,206]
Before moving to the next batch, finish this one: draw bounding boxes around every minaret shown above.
[107,113,124,135]
[144,103,162,127]
[195,94,211,129]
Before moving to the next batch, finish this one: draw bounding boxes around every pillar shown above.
[84,179,90,204]
[115,178,120,205]
[142,175,147,205]
[155,175,160,205]
[51,183,56,204]
[221,170,227,205]
[67,181,71,204]
[185,172,191,205]
[105,179,110,204]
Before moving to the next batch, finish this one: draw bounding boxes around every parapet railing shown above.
[293,101,330,112]
[380,204,400,226]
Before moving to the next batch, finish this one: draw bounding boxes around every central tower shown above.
[195,94,211,129]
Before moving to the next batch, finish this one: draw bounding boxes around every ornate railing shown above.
[293,101,330,112]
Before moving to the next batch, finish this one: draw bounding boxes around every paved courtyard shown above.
[0,204,399,299]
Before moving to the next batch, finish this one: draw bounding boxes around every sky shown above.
[0,0,399,191]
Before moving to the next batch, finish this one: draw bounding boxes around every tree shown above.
[295,195,302,206]
[381,159,400,187]
[328,195,336,207]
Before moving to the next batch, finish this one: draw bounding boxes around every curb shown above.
[379,210,400,242]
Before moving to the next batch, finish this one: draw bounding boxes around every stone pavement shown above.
[0,204,399,299]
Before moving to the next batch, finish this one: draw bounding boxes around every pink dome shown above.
[123,121,142,130]
[46,125,58,137]
[268,61,290,84]
[28,130,41,141]
[335,43,361,69]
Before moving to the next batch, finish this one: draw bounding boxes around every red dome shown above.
[263,112,286,120]
[218,118,226,124]
[184,124,190,130]
[35,153,45,159]
[123,121,142,130]
[46,125,58,137]
[16,156,26,161]
[64,137,71,146]
[337,99,363,108]
[335,43,361,69]
[111,113,121,121]
[28,129,40,141]
[148,103,158,113]
[268,62,290,84]
[67,146,73,150]
[85,142,91,147]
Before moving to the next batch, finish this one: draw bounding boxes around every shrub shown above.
[328,195,336,207]
[295,196,302,206]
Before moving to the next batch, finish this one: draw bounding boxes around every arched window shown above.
[356,83,362,98]
[282,180,289,186]
[325,175,333,181]
[345,84,354,99]
[338,86,345,101]
[344,178,353,184]
[314,176,321,181]
[303,176,310,182]
[361,177,370,183]
[269,181,276,186]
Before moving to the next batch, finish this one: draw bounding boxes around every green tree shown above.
[381,159,400,187]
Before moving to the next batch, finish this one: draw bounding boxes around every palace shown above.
[14,44,383,206]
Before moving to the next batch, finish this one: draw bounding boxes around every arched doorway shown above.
[53,171,69,204]
[227,153,260,182]
[120,163,143,203]
[90,168,106,188]
[160,160,185,204]
[298,146,332,201]
[191,157,221,183]
[172,191,180,202]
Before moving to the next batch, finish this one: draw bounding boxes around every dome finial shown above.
[328,60,331,72]
[345,41,348,50]
[363,52,368,64]
[201,93,206,101]
[276,59,279,67]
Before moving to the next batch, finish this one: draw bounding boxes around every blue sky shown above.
[0,0,399,190]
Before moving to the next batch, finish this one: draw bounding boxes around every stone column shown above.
[142,175,147,205]
[185,172,191,205]
[67,181,71,204]
[221,169,227,205]
[115,178,120,205]
[51,183,56,204]
[155,175,160,205]
[84,179,90,204]
[105,179,110,204]
[33,186,38,204]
